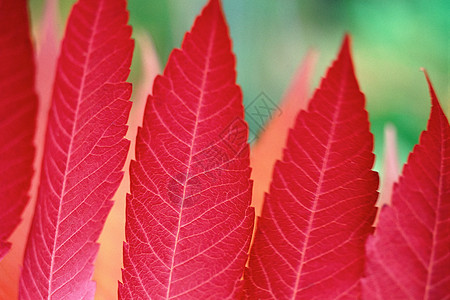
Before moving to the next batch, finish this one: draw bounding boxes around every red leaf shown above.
[0,0,37,260]
[120,0,254,298]
[244,36,379,299]
[19,0,133,298]
[362,73,450,299]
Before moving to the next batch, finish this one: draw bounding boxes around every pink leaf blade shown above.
[36,0,60,113]
[120,0,254,298]
[362,72,450,300]
[245,36,379,299]
[32,0,62,203]
[375,124,400,219]
[19,0,133,298]
[0,0,37,261]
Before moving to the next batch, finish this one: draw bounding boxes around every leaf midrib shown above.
[165,15,219,300]
[292,62,350,299]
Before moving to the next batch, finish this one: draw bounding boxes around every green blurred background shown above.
[30,0,449,172]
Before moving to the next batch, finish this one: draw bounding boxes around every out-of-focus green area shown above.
[30,0,449,172]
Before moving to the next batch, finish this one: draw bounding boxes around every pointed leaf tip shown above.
[245,35,378,299]
[207,0,221,8]
[198,0,223,23]
[120,0,253,298]
[363,72,450,299]
[339,34,352,58]
[422,69,445,116]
